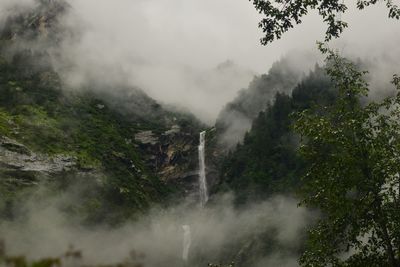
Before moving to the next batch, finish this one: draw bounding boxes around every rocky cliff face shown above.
[134,125,201,197]
[0,134,107,222]
[0,136,76,175]
[0,0,205,223]
[0,71,203,223]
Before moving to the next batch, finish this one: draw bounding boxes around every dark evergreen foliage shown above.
[217,65,335,203]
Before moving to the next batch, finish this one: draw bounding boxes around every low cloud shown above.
[3,0,400,125]
[0,191,312,267]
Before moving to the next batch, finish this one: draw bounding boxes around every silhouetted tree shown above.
[250,0,400,45]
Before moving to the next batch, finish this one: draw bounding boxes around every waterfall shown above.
[181,131,208,263]
[182,225,191,262]
[198,131,208,206]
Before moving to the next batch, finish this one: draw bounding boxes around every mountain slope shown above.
[215,53,316,148]
[0,0,203,224]
[216,65,336,203]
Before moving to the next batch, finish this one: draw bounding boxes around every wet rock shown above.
[0,136,76,176]
[134,131,158,145]
[164,125,181,135]
[133,126,201,198]
[0,136,30,155]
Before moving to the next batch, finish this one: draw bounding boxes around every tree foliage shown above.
[294,46,400,266]
[218,64,335,203]
[251,0,400,45]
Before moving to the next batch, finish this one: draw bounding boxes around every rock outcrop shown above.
[0,136,77,186]
[135,125,201,195]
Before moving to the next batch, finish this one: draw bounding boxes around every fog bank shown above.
[0,193,311,267]
[1,0,400,124]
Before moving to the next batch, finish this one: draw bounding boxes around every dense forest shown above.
[217,65,336,203]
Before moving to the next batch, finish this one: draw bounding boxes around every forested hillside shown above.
[1,0,400,266]
[214,65,334,202]
[215,53,317,148]
[0,0,203,225]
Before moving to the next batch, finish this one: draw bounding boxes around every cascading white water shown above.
[198,131,208,207]
[182,225,191,262]
[181,131,208,263]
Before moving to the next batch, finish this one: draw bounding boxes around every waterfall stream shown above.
[198,131,208,206]
[182,225,191,262]
[181,131,208,263]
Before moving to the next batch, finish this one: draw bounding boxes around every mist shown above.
[1,0,400,266]
[54,0,264,124]
[61,0,400,126]
[1,0,399,124]
[0,0,35,18]
[0,190,311,267]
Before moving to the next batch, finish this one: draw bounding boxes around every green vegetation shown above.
[3,257,61,267]
[251,0,400,45]
[0,46,202,224]
[217,48,400,265]
[2,0,400,266]
[217,64,335,203]
[215,55,305,149]
[295,46,400,266]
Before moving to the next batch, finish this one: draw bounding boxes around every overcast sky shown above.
[1,0,400,123]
